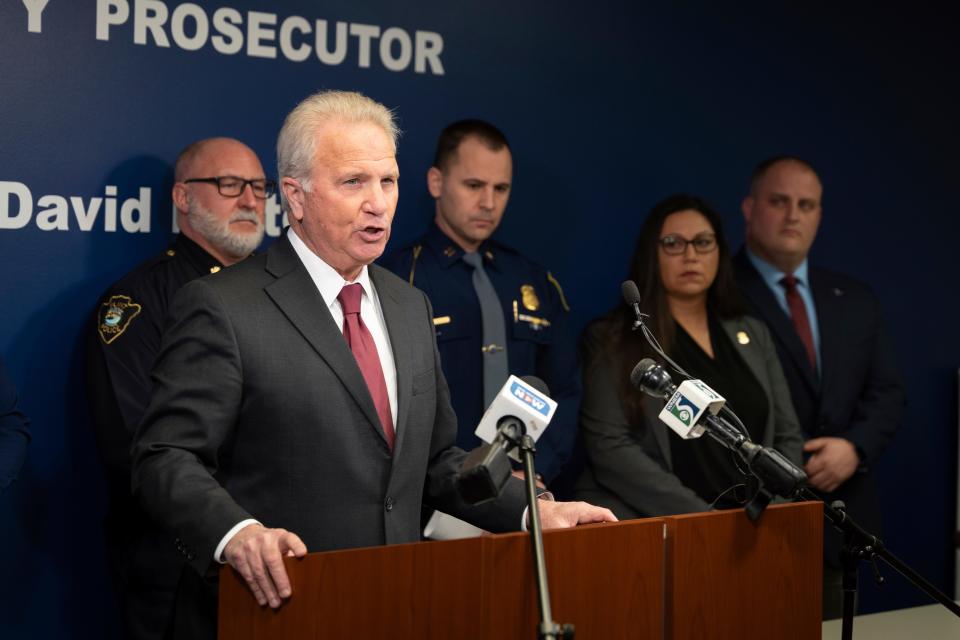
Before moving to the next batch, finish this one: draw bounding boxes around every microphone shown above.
[457,375,556,505]
[474,374,556,458]
[631,358,728,440]
[621,280,644,329]
[630,359,807,498]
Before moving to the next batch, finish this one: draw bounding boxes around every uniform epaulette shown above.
[408,244,422,285]
[547,271,571,312]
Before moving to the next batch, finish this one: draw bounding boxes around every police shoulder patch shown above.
[546,272,571,312]
[98,295,143,344]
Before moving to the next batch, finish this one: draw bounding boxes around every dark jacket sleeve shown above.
[130,279,253,574]
[840,295,904,467]
[86,286,163,477]
[748,317,804,466]
[577,324,709,516]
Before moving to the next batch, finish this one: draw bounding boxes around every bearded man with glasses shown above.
[84,137,271,640]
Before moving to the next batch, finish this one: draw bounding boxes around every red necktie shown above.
[337,284,395,451]
[779,275,817,371]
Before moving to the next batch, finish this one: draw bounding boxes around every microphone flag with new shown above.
[474,374,557,462]
[456,375,556,505]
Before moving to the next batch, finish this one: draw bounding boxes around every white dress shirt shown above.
[287,227,398,425]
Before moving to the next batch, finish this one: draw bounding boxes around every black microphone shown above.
[621,280,644,329]
[631,358,747,445]
[456,376,551,505]
[630,357,675,398]
[519,375,549,397]
[630,359,807,499]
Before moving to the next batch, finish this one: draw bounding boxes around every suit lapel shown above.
[262,237,386,444]
[719,319,769,397]
[370,266,413,459]
[809,269,840,400]
[734,251,818,393]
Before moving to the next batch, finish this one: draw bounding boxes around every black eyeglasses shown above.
[659,233,718,255]
[183,176,276,199]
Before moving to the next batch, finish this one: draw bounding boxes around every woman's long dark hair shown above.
[596,194,746,423]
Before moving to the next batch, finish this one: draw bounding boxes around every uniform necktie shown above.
[779,275,817,372]
[462,252,509,406]
[337,283,395,451]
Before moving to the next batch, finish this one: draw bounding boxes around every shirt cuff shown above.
[214,519,261,564]
[521,490,556,532]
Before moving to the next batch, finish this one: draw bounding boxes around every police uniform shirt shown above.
[84,233,226,639]
[86,234,224,494]
[379,222,580,483]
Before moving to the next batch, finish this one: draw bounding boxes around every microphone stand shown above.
[795,488,960,640]
[500,420,575,640]
[690,419,960,636]
[699,429,960,635]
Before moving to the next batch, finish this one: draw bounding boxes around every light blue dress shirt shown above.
[745,248,821,372]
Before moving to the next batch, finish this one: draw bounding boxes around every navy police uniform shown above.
[380,223,580,483]
[85,234,225,640]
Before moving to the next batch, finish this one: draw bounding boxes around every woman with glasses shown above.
[573,194,804,518]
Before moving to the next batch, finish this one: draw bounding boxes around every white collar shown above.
[287,227,374,308]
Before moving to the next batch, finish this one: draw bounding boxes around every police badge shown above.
[520,284,540,311]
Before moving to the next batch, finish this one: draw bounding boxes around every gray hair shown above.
[276,90,399,212]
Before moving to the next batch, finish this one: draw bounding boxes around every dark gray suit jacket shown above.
[574,315,804,519]
[131,235,526,578]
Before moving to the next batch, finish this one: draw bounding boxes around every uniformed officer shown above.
[84,137,272,640]
[380,120,579,487]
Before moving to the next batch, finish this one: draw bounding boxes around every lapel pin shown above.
[737,331,750,345]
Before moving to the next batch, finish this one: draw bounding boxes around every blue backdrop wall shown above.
[1,2,957,637]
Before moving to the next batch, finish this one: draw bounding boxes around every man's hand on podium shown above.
[538,501,618,529]
[223,523,308,609]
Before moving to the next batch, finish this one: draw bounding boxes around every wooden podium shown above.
[219,502,821,639]
[664,502,822,640]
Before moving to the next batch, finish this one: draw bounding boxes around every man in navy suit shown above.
[733,156,904,619]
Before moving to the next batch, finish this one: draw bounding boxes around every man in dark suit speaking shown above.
[131,90,614,638]
[733,156,904,618]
